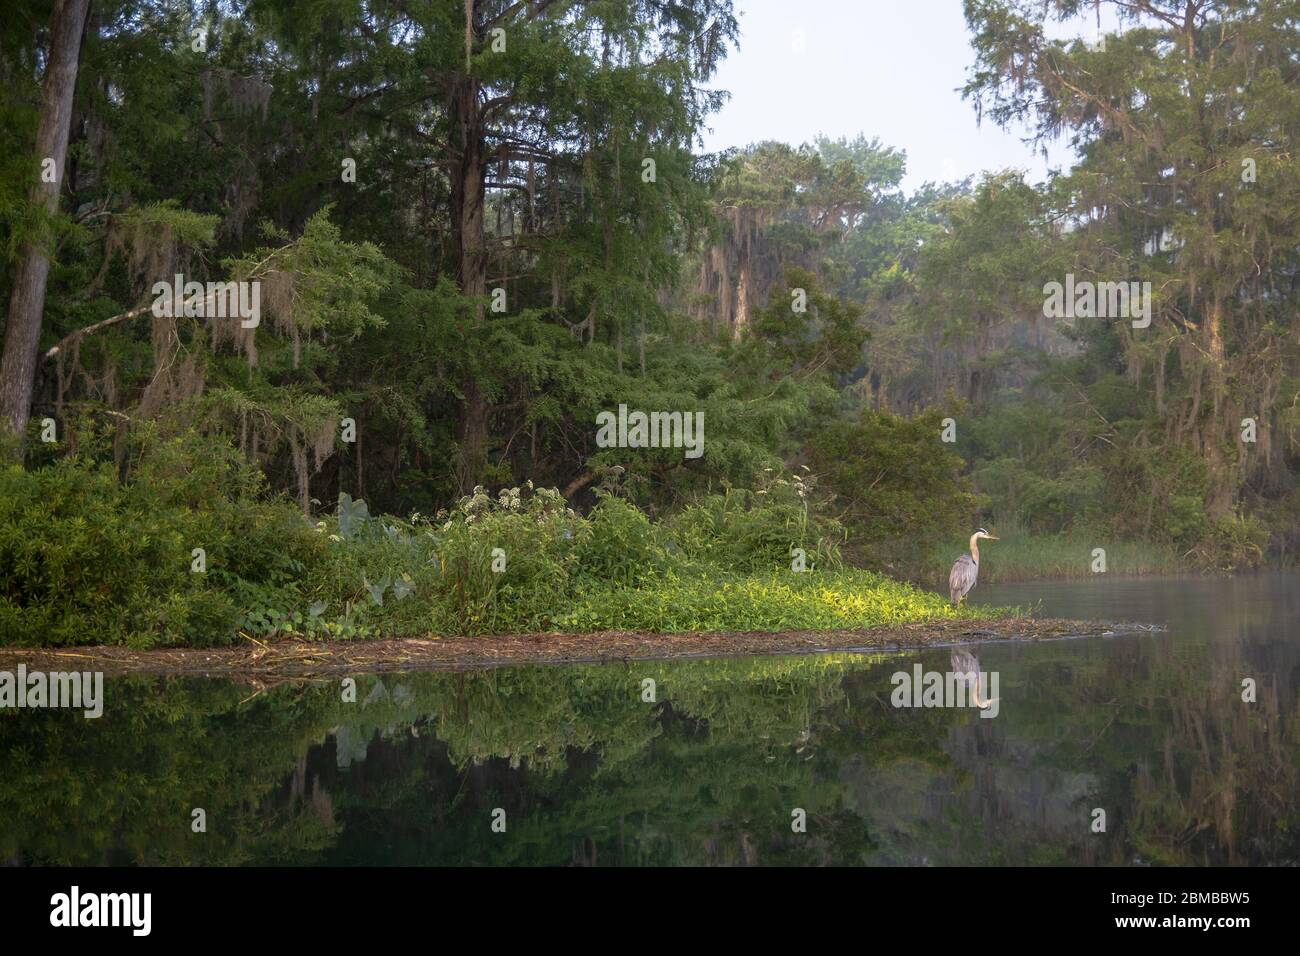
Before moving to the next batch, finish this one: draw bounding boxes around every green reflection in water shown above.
[2,574,1299,865]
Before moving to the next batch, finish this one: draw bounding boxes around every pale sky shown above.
[700,0,1118,191]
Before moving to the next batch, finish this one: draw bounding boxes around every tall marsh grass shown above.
[924,518,1186,585]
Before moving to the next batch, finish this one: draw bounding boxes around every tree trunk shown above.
[1202,297,1234,518]
[448,8,490,492]
[0,0,90,442]
[450,76,486,303]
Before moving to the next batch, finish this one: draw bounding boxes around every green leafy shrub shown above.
[427,485,579,634]
[573,493,668,587]
[663,471,843,573]
[809,408,978,567]
[1187,514,1268,572]
[0,432,322,647]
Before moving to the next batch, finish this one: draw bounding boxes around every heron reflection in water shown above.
[950,647,998,711]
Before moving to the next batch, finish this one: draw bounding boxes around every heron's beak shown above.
[987,534,999,540]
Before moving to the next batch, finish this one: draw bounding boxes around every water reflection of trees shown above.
[906,612,1300,865]
[1,629,1295,864]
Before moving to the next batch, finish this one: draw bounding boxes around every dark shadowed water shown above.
[2,572,1297,865]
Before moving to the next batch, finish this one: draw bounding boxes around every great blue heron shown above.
[949,528,998,605]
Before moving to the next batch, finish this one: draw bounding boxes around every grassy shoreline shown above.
[2,563,1016,650]
[10,460,1203,651]
[3,468,1022,650]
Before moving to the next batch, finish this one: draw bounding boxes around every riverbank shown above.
[1,471,1020,648]
[0,617,1158,678]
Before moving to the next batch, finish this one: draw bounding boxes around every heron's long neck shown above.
[969,534,980,564]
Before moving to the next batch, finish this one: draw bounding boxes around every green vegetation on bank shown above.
[0,442,1003,648]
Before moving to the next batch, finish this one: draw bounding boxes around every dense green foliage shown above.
[2,445,999,646]
[0,429,324,646]
[948,1,1300,565]
[3,1,1299,647]
[809,408,979,568]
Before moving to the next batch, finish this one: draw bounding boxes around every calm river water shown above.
[2,572,1297,865]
